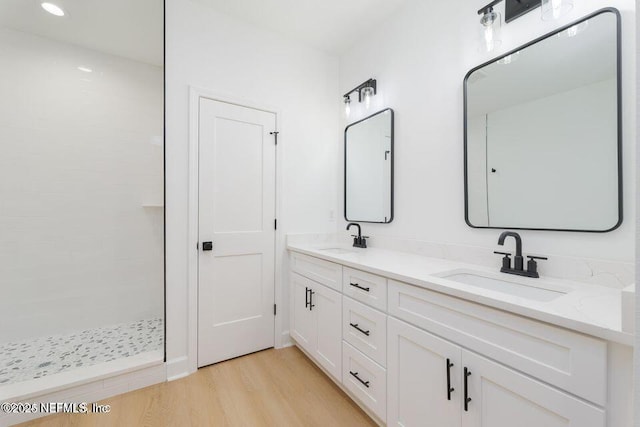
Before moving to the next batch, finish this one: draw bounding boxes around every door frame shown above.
[187,86,285,374]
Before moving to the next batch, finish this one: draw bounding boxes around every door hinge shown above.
[274,304,277,316]
[269,131,279,145]
[274,219,277,230]
[196,242,199,250]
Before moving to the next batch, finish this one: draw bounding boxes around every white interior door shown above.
[197,97,276,367]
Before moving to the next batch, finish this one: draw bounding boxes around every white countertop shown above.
[287,243,633,346]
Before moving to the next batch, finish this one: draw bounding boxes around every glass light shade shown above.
[541,0,573,21]
[344,97,351,117]
[479,10,502,53]
[361,86,374,110]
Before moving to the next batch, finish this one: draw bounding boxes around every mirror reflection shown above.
[345,109,394,223]
[464,9,620,232]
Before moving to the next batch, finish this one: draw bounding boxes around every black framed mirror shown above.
[463,8,622,232]
[345,108,394,223]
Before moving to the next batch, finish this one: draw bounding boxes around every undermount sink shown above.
[318,247,359,255]
[436,269,568,302]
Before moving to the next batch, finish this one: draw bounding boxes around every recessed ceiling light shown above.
[41,2,65,17]
[77,66,93,73]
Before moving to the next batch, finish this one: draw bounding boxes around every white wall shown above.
[0,27,164,342]
[339,0,636,262]
[165,0,339,371]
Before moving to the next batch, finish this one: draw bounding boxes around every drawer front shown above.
[342,341,387,422]
[343,296,387,367]
[388,280,607,406]
[290,252,342,292]
[343,267,387,311]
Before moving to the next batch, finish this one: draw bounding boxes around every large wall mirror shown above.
[464,8,621,232]
[345,108,394,223]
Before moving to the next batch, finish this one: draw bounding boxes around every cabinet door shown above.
[461,350,605,427]
[313,282,342,381]
[387,317,461,427]
[290,273,315,354]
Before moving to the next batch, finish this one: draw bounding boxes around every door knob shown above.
[202,241,213,251]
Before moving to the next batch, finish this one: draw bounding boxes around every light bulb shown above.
[362,86,374,110]
[41,2,65,16]
[344,96,351,117]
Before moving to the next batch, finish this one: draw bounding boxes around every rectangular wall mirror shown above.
[464,8,621,232]
[345,108,394,223]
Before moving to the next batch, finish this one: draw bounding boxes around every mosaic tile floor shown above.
[0,318,163,385]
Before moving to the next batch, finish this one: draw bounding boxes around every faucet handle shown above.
[494,251,512,270]
[526,255,547,278]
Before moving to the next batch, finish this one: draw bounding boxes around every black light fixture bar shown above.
[343,78,377,103]
[478,0,542,23]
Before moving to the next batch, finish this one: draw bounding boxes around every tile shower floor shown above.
[0,318,163,385]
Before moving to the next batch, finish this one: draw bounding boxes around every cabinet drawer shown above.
[388,280,607,405]
[343,296,387,367]
[290,252,342,292]
[342,341,387,422]
[343,267,387,311]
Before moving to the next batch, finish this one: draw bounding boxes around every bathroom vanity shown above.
[287,243,633,427]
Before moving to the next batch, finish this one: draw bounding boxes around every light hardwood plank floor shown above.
[17,346,376,427]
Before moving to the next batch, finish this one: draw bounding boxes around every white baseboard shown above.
[279,331,293,348]
[166,356,191,381]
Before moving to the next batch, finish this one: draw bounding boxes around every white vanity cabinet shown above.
[387,317,605,427]
[288,249,630,427]
[290,270,342,381]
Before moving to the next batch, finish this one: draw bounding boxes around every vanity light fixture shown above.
[41,2,65,16]
[77,66,93,73]
[477,0,573,52]
[343,78,377,114]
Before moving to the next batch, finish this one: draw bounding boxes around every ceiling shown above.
[193,0,407,54]
[0,0,405,66]
[0,0,163,66]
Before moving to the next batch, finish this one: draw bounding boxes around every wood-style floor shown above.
[18,346,376,427]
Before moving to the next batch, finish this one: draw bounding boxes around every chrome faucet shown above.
[494,231,547,278]
[346,223,368,248]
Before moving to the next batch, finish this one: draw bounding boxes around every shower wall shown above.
[0,27,164,342]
